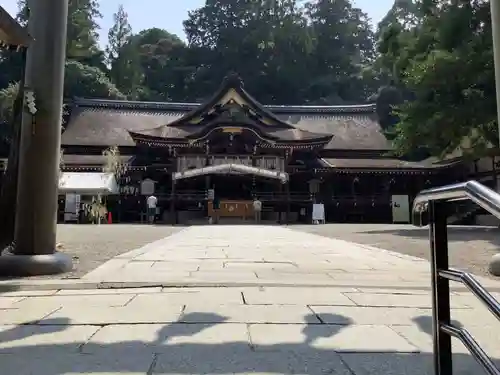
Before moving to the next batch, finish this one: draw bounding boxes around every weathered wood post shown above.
[0,0,72,275]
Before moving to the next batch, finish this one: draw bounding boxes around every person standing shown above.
[146,194,157,224]
[253,197,262,223]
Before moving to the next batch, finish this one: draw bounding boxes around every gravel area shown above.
[294,224,500,278]
[0,224,185,280]
[56,224,185,278]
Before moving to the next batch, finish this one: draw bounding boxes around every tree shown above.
[15,0,105,69]
[106,5,141,97]
[377,0,420,39]
[0,83,19,127]
[380,0,497,158]
[128,28,188,101]
[106,5,132,65]
[0,51,25,249]
[64,60,126,100]
[304,0,376,103]
[183,0,313,104]
[66,0,102,65]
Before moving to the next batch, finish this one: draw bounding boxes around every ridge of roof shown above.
[72,98,377,115]
[0,6,32,47]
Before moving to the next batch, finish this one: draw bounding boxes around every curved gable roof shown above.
[62,76,386,150]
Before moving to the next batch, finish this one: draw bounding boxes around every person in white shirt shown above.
[146,195,157,224]
[253,197,262,223]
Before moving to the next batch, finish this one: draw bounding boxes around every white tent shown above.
[59,172,119,195]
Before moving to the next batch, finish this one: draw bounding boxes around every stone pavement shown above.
[0,225,498,374]
[83,225,498,289]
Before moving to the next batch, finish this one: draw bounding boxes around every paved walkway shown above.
[0,225,498,374]
[83,225,498,289]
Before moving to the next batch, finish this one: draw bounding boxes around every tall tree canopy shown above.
[0,0,380,107]
[106,5,141,97]
[304,0,376,104]
[377,0,496,159]
[5,0,497,163]
[183,0,315,104]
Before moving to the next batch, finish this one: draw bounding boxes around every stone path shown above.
[0,225,498,374]
[83,225,498,289]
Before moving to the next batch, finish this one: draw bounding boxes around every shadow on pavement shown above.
[0,311,497,374]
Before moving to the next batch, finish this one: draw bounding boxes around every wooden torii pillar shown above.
[0,0,72,276]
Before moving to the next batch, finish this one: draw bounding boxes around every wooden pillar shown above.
[2,0,72,276]
[170,177,176,224]
[252,144,257,196]
[285,180,291,224]
[205,142,211,192]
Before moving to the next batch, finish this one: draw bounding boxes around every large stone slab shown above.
[0,324,99,354]
[242,287,356,305]
[309,305,433,326]
[0,352,155,375]
[339,352,497,375]
[41,305,184,325]
[188,270,259,283]
[254,270,335,284]
[0,306,61,325]
[12,294,136,309]
[344,292,471,309]
[181,304,319,324]
[248,324,419,353]
[390,324,500,357]
[126,288,244,307]
[0,297,24,309]
[81,323,250,354]
[153,347,353,375]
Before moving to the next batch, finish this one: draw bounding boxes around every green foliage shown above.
[0,83,19,125]
[304,0,376,103]
[106,5,142,98]
[64,60,126,100]
[183,0,316,104]
[375,0,496,159]
[0,60,126,127]
[66,0,103,65]
[2,0,381,105]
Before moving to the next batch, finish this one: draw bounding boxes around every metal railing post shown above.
[413,180,500,375]
[429,201,453,375]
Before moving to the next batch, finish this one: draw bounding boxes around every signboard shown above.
[64,193,80,222]
[391,195,410,223]
[207,189,215,200]
[312,203,325,224]
[140,179,156,195]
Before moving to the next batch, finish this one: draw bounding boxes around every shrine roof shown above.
[62,74,386,150]
[320,157,462,170]
[0,6,31,47]
[128,123,332,144]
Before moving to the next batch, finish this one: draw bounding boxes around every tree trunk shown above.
[0,48,26,250]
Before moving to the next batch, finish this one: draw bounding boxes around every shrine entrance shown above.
[170,164,289,223]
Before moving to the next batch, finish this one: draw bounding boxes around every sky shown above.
[1,0,393,47]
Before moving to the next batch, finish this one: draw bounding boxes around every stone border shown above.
[2,278,500,293]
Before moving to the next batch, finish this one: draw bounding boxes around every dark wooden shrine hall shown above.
[5,73,470,224]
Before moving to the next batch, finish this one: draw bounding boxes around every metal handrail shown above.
[413,180,500,225]
[412,180,500,375]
